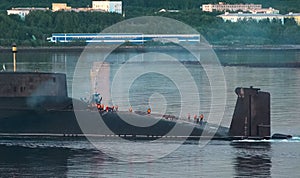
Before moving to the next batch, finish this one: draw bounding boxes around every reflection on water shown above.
[0,139,112,177]
[231,142,272,177]
[0,145,70,177]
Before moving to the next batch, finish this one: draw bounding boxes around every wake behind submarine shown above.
[0,71,292,140]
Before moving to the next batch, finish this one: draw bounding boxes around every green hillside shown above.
[0,0,299,46]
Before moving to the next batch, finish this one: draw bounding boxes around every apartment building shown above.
[218,12,285,24]
[202,2,262,12]
[92,1,122,14]
[7,7,49,19]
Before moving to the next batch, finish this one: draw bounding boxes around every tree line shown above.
[1,0,300,13]
[0,11,123,46]
[0,0,300,46]
[159,10,300,45]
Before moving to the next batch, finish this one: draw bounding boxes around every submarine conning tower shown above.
[229,86,270,138]
[0,72,68,97]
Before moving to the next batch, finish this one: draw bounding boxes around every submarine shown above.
[0,71,290,140]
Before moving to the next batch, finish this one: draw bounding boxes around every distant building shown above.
[51,1,122,14]
[47,33,201,44]
[218,12,285,24]
[52,3,71,12]
[202,2,262,12]
[70,8,104,13]
[286,12,300,25]
[158,9,179,13]
[7,7,49,19]
[250,8,279,14]
[92,1,122,14]
[7,8,30,19]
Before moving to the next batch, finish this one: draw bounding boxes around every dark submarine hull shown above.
[0,86,276,140]
[0,72,289,140]
[0,96,229,139]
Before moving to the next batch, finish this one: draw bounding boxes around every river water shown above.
[0,47,299,177]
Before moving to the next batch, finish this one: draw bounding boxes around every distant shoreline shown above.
[1,45,300,52]
[213,45,300,51]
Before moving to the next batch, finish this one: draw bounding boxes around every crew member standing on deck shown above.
[97,92,102,104]
[93,92,102,105]
[194,114,197,123]
[200,114,204,125]
[100,104,104,111]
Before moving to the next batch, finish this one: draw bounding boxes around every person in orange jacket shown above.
[147,108,151,114]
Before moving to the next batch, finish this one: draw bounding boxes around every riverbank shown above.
[213,45,300,51]
[1,44,300,52]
